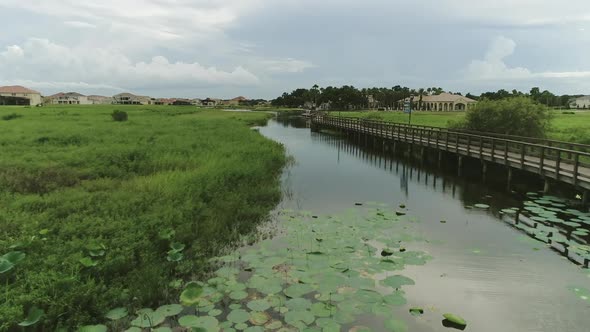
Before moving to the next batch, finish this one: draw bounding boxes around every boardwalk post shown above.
[507,167,513,192]
[458,156,463,177]
[482,162,488,182]
[543,178,550,193]
[438,151,443,168]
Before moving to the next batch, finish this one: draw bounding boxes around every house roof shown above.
[48,92,86,98]
[231,96,248,101]
[87,95,111,99]
[421,93,476,103]
[0,85,41,94]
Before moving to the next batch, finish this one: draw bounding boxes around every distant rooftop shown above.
[0,85,41,94]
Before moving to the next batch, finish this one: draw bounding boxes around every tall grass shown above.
[0,105,286,330]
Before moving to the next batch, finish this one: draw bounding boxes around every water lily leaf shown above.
[284,283,314,298]
[249,311,271,325]
[0,259,14,273]
[79,257,98,267]
[474,204,490,209]
[156,304,183,317]
[284,310,315,326]
[131,309,165,328]
[409,307,424,316]
[315,317,341,332]
[311,302,336,317]
[383,291,407,306]
[227,309,250,324]
[18,306,44,327]
[124,328,141,332]
[180,283,203,306]
[235,323,248,330]
[153,328,172,332]
[247,299,271,312]
[3,251,26,264]
[158,229,175,240]
[384,318,408,332]
[265,320,283,329]
[167,251,184,262]
[229,290,248,300]
[443,313,467,327]
[208,309,222,316]
[105,307,128,320]
[179,315,199,327]
[382,275,415,289]
[170,242,186,252]
[286,298,312,311]
[78,325,107,332]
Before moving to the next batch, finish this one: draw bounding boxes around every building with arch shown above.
[398,92,477,111]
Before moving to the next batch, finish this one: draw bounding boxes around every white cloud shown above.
[259,58,315,73]
[465,36,590,81]
[64,21,97,29]
[0,38,260,92]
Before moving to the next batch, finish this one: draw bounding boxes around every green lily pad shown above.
[153,328,172,332]
[249,311,271,325]
[78,325,107,332]
[443,313,467,327]
[409,307,424,316]
[384,318,407,332]
[156,304,183,317]
[227,309,250,324]
[474,204,490,209]
[2,251,26,264]
[286,298,312,311]
[229,290,249,300]
[284,283,314,298]
[180,283,203,306]
[284,310,315,326]
[18,306,44,327]
[247,299,271,312]
[79,257,98,267]
[170,242,186,252]
[0,259,14,273]
[167,251,184,262]
[382,275,415,289]
[131,309,165,328]
[105,307,128,320]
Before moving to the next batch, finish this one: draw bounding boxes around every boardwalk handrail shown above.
[311,115,590,190]
[326,115,590,153]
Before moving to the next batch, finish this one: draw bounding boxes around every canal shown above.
[259,116,590,332]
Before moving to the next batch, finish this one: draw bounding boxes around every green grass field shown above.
[329,111,590,144]
[0,105,286,330]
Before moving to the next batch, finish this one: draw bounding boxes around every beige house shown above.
[113,93,152,105]
[570,96,590,109]
[88,95,114,104]
[398,93,477,111]
[0,85,42,106]
[48,92,91,105]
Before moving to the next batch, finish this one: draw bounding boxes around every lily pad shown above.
[105,307,128,320]
[228,309,250,324]
[284,283,314,298]
[384,318,408,332]
[180,283,203,306]
[156,304,183,317]
[409,307,424,316]
[474,204,490,209]
[0,259,14,273]
[131,309,165,328]
[443,313,467,327]
[18,306,44,327]
[79,257,98,267]
[249,311,271,325]
[382,275,415,289]
[79,325,107,332]
[247,299,271,312]
[2,251,26,264]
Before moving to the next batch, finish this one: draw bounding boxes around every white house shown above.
[397,93,477,111]
[0,85,42,106]
[48,92,91,105]
[87,95,114,104]
[113,93,152,105]
[571,96,590,109]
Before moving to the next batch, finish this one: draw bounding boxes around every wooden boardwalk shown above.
[311,116,590,191]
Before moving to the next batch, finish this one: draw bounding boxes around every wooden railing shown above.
[312,115,590,189]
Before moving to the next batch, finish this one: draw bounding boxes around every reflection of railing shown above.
[312,115,590,190]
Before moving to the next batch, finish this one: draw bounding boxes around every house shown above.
[88,95,114,104]
[570,96,590,109]
[113,93,152,105]
[397,93,477,111]
[0,85,42,106]
[47,92,91,105]
[225,96,248,106]
[190,99,202,106]
[202,98,221,107]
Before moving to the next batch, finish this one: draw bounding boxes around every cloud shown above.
[64,21,97,29]
[0,38,259,93]
[465,36,590,81]
[258,58,315,73]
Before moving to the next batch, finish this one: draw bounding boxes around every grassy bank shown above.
[329,111,590,143]
[0,105,286,330]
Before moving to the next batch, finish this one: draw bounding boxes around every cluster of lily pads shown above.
[0,250,26,274]
[78,205,451,331]
[500,192,590,265]
[159,229,187,262]
[80,244,107,268]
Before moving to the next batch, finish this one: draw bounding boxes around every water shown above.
[259,116,590,332]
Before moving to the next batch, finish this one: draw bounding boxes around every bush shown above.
[562,111,576,115]
[111,110,128,122]
[363,112,384,121]
[2,113,23,121]
[452,97,552,137]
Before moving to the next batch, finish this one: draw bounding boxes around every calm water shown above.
[259,116,590,332]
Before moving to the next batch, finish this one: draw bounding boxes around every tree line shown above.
[271,85,583,110]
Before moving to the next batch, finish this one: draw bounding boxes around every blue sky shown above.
[0,0,589,98]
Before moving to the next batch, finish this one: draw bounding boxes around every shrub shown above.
[2,113,23,121]
[452,97,552,137]
[364,112,384,121]
[111,110,128,122]
[562,111,576,115]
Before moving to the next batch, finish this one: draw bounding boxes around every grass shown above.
[329,110,590,144]
[0,105,286,330]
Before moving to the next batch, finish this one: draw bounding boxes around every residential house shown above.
[0,85,42,106]
[224,96,248,106]
[47,92,91,105]
[571,96,590,109]
[397,93,477,111]
[113,93,152,105]
[202,98,221,107]
[88,95,114,104]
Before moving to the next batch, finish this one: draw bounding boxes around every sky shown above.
[0,0,589,99]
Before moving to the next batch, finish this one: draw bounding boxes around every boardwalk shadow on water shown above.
[261,116,590,332]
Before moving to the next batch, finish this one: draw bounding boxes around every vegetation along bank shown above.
[0,105,287,330]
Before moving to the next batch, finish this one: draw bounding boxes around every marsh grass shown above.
[0,105,286,330]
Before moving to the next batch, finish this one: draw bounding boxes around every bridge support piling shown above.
[506,168,513,192]
[482,162,488,182]
[583,190,589,205]
[437,151,443,169]
[543,178,551,193]
[457,156,463,177]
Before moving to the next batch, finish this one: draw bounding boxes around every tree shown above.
[453,97,552,137]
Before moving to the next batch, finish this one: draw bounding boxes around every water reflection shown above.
[260,116,590,332]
